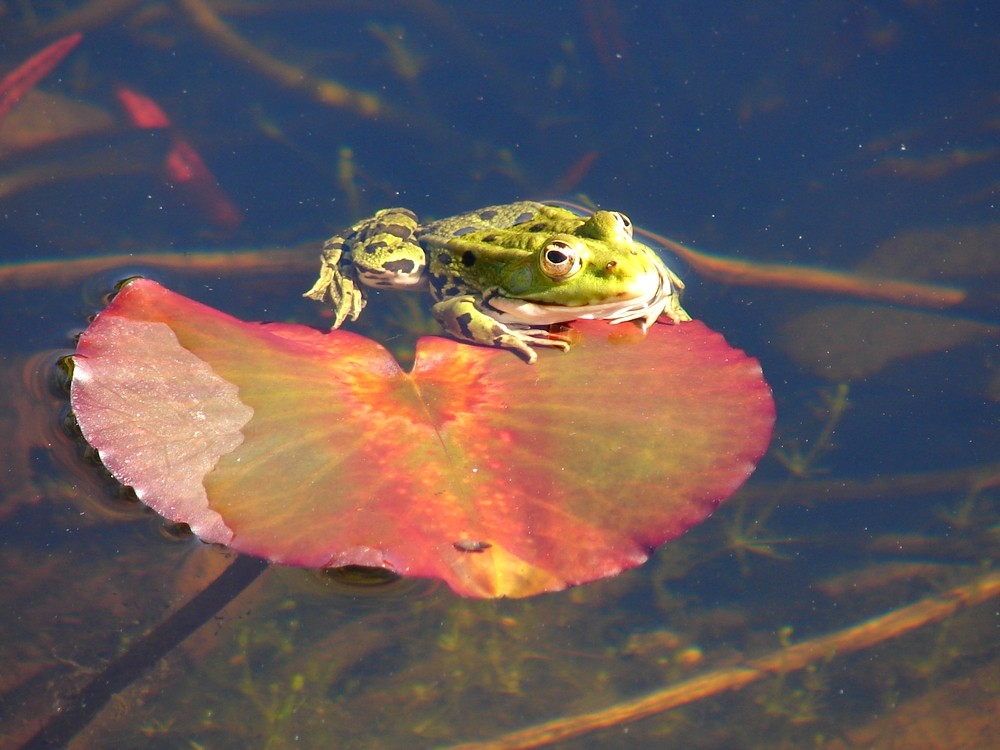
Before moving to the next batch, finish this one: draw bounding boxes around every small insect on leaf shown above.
[453,540,492,553]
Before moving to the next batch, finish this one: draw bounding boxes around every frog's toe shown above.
[303,265,334,303]
[507,328,574,361]
[306,269,366,328]
[507,341,538,364]
[481,326,539,363]
[330,301,359,328]
[329,281,365,328]
[547,338,573,352]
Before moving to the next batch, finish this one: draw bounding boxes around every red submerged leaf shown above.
[115,85,242,229]
[0,33,83,123]
[115,85,172,128]
[71,279,774,598]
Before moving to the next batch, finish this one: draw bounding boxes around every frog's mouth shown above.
[485,267,672,329]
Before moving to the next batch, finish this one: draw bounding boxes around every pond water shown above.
[1,3,997,748]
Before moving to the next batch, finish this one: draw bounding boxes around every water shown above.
[1,3,997,748]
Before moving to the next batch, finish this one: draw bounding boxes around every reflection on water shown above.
[1,2,998,748]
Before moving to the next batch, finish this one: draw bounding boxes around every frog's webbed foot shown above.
[303,236,367,327]
[432,296,572,364]
[658,266,692,325]
[503,327,574,364]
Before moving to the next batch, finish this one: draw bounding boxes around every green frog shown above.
[304,201,691,363]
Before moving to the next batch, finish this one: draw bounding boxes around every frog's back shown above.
[419,201,580,239]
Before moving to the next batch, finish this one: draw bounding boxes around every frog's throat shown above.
[484,273,671,327]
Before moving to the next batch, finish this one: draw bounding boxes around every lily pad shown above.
[71,279,774,598]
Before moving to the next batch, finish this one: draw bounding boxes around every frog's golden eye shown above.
[541,240,582,279]
[613,212,634,239]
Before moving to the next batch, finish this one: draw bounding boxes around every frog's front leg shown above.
[432,295,572,364]
[303,234,366,327]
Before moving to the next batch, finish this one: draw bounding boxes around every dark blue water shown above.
[1,3,997,748]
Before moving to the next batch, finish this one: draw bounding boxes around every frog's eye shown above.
[541,240,582,279]
[613,212,634,240]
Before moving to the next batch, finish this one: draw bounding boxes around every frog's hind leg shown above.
[432,295,572,364]
[351,208,428,289]
[304,234,366,327]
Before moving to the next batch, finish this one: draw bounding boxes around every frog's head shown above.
[492,210,681,327]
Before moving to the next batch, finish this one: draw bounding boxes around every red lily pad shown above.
[71,279,774,598]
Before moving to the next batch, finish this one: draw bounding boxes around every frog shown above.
[304,201,691,363]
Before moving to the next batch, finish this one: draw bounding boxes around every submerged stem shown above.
[441,568,1000,749]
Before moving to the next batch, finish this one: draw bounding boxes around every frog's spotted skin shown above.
[305,201,691,363]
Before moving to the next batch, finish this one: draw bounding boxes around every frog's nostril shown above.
[605,261,618,273]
